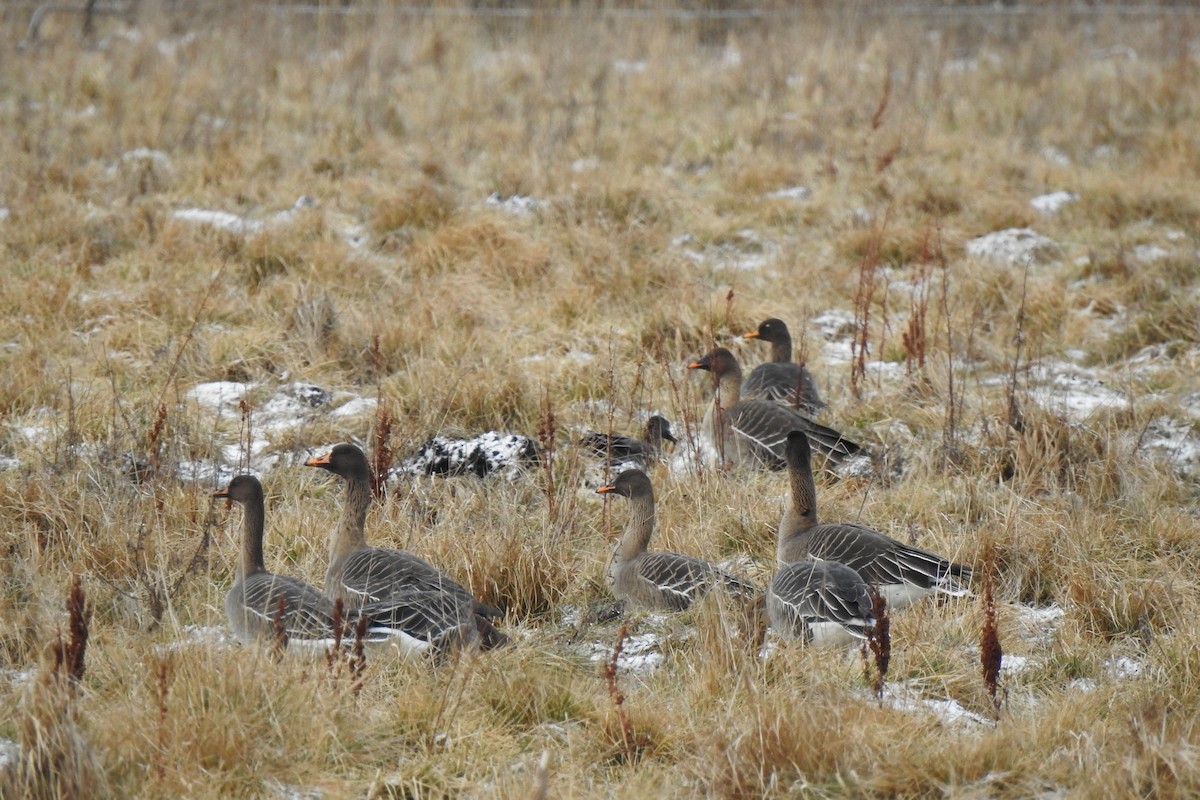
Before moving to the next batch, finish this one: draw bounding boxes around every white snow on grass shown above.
[673,230,779,272]
[764,185,812,201]
[871,682,992,728]
[0,738,20,771]
[1139,415,1200,478]
[1030,191,1079,215]
[582,630,664,674]
[171,196,315,237]
[966,228,1062,267]
[485,192,547,215]
[1027,360,1128,419]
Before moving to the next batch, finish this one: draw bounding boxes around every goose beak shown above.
[596,485,617,495]
[743,331,760,339]
[212,486,231,499]
[305,451,333,468]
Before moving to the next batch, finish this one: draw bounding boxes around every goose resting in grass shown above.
[767,559,876,645]
[579,415,677,467]
[742,318,825,413]
[597,469,758,611]
[779,430,972,610]
[687,348,861,468]
[305,444,507,649]
[215,475,347,647]
[216,475,480,655]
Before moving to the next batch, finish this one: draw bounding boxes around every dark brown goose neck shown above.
[333,469,372,561]
[769,336,792,364]
[616,484,656,563]
[708,351,743,410]
[237,492,267,579]
[602,472,658,563]
[779,432,819,564]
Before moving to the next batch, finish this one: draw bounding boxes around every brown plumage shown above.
[305,444,507,649]
[579,415,677,467]
[215,475,345,646]
[742,318,825,413]
[598,469,758,611]
[778,431,972,610]
[687,348,861,467]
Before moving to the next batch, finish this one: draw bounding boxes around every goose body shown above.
[688,348,860,467]
[742,318,825,413]
[598,470,758,611]
[766,559,875,645]
[306,444,507,649]
[778,431,972,610]
[579,415,676,467]
[215,475,347,647]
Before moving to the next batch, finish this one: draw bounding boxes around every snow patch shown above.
[485,192,547,215]
[966,228,1062,267]
[394,432,539,479]
[764,185,812,201]
[1027,360,1127,420]
[1030,191,1078,216]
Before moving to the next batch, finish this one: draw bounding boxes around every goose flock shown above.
[215,318,973,656]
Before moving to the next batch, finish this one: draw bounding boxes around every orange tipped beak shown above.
[687,361,703,370]
[211,486,230,499]
[304,452,332,468]
[596,485,616,495]
[743,331,760,339]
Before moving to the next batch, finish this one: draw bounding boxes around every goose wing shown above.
[807,523,972,595]
[579,431,647,463]
[235,572,337,640]
[337,547,502,616]
[727,401,861,466]
[767,561,874,640]
[635,552,758,610]
[742,363,825,413]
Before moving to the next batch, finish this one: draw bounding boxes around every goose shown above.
[579,415,677,467]
[687,348,860,467]
[597,469,758,611]
[742,318,825,413]
[215,475,477,655]
[304,444,507,649]
[215,475,345,647]
[766,559,876,645]
[779,430,972,610]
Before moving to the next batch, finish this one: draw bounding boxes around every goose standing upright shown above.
[687,348,860,468]
[305,444,507,648]
[742,318,825,413]
[778,431,972,610]
[598,469,757,611]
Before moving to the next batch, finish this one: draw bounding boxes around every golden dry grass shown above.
[3,2,1200,797]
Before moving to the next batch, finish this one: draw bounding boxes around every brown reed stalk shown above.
[326,598,346,673]
[52,574,90,685]
[153,657,172,784]
[349,615,369,697]
[980,552,1004,717]
[850,210,888,400]
[537,387,558,521]
[271,596,288,662]
[371,405,394,502]
[865,587,890,698]
[1006,260,1032,435]
[602,623,647,763]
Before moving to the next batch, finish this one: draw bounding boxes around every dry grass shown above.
[3,2,1200,796]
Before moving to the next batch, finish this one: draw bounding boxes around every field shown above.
[3,1,1200,797]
